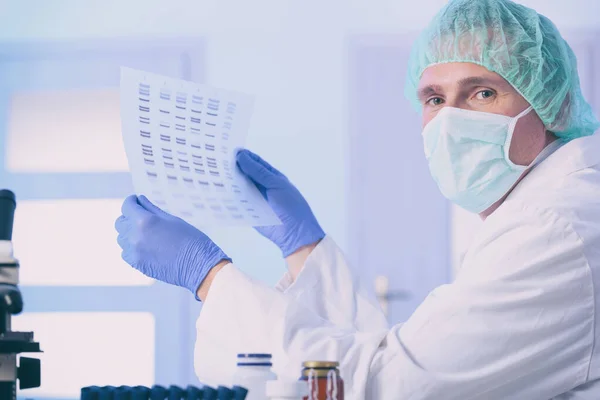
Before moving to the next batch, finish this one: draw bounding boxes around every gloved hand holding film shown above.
[236,149,325,257]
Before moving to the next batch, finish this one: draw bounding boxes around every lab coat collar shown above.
[542,132,600,174]
[514,131,600,191]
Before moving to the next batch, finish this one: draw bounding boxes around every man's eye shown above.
[476,90,495,100]
[426,97,443,106]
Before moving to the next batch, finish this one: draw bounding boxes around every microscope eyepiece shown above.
[0,190,16,242]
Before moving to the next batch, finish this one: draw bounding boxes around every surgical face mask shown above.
[422,106,534,213]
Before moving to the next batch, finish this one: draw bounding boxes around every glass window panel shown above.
[5,89,128,172]
[13,199,153,286]
[13,312,155,398]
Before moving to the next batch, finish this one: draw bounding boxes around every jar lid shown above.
[266,380,308,397]
[302,361,339,368]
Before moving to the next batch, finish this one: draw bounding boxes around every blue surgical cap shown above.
[405,0,600,140]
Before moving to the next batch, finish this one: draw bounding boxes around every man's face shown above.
[417,62,549,166]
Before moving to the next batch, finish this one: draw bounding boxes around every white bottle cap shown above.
[266,380,309,397]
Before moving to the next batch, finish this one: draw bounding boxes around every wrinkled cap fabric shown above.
[405,0,600,140]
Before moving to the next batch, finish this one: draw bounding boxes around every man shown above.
[115,0,600,398]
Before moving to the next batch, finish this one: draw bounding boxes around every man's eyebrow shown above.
[417,84,444,100]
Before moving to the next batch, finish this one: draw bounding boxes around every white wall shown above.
[2,0,599,39]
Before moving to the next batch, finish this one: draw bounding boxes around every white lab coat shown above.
[194,132,600,399]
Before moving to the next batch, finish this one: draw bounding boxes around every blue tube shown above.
[114,386,132,400]
[185,385,203,400]
[98,386,117,400]
[231,386,248,400]
[81,386,101,400]
[131,386,151,400]
[168,385,185,400]
[216,386,233,400]
[202,386,217,400]
[150,385,169,400]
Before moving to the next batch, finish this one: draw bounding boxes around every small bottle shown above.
[300,361,344,400]
[266,380,309,400]
[231,353,277,400]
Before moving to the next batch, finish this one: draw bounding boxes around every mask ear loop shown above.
[503,106,534,169]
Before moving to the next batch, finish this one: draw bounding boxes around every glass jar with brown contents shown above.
[300,361,344,400]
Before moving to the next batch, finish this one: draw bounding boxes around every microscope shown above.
[0,189,42,399]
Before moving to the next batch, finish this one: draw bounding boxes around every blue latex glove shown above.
[115,195,230,297]
[236,149,325,257]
